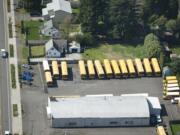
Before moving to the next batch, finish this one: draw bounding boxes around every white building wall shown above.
[51,117,150,128]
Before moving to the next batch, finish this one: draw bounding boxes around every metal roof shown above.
[49,96,150,119]
[42,0,72,16]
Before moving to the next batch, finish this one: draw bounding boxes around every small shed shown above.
[69,41,81,53]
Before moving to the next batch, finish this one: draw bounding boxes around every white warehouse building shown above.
[47,95,161,128]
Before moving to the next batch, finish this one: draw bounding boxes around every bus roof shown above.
[94,60,104,75]
[45,71,53,83]
[167,80,178,84]
[103,59,113,74]
[43,60,50,71]
[87,60,95,75]
[166,76,177,80]
[157,126,166,135]
[166,92,179,96]
[111,60,121,74]
[134,58,144,73]
[143,58,152,73]
[61,61,68,76]
[79,60,86,75]
[151,58,161,73]
[52,61,59,75]
[166,87,180,91]
[126,59,135,74]
[118,59,128,74]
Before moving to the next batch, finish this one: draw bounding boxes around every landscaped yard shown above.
[171,124,180,135]
[24,20,48,40]
[82,43,145,60]
[31,45,45,57]
[19,45,29,63]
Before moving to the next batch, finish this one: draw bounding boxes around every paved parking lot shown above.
[21,64,180,135]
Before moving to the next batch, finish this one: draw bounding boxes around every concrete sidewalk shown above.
[8,0,23,134]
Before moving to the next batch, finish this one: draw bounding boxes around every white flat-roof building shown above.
[47,96,153,128]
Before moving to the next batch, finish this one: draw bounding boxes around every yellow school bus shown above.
[87,60,95,79]
[51,61,59,78]
[156,126,166,135]
[134,58,144,76]
[45,71,53,86]
[118,59,128,77]
[151,58,161,76]
[103,59,113,78]
[94,60,105,79]
[61,61,68,80]
[110,60,121,78]
[78,60,87,79]
[166,80,178,84]
[165,76,177,81]
[143,58,152,76]
[126,59,136,77]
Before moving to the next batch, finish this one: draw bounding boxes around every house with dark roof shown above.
[45,39,67,58]
[42,0,72,27]
[41,20,60,38]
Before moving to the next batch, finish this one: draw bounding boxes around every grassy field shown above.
[24,20,48,40]
[82,43,145,60]
[171,124,180,135]
[31,45,45,57]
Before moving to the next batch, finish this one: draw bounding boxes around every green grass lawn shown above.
[72,8,80,14]
[171,124,180,135]
[82,43,145,60]
[19,45,29,63]
[31,45,45,57]
[24,20,48,40]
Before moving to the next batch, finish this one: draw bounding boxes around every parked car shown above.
[22,64,32,69]
[1,49,8,58]
[4,131,11,135]
[30,11,42,17]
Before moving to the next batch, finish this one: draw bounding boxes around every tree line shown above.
[79,0,180,41]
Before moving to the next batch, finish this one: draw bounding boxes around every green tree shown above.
[165,19,177,31]
[144,33,161,58]
[169,59,180,74]
[79,0,109,35]
[108,0,140,39]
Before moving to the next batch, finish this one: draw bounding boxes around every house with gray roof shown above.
[45,39,67,58]
[42,0,72,27]
[41,20,60,38]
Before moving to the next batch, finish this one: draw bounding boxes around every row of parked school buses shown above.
[42,60,68,86]
[78,58,161,79]
[163,76,180,100]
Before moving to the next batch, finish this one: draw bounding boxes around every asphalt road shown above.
[0,0,12,133]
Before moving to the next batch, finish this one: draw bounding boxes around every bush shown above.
[143,33,161,58]
[165,19,177,31]
[10,44,14,57]
[11,64,16,88]
[73,33,96,47]
[13,104,18,117]
[168,59,180,74]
